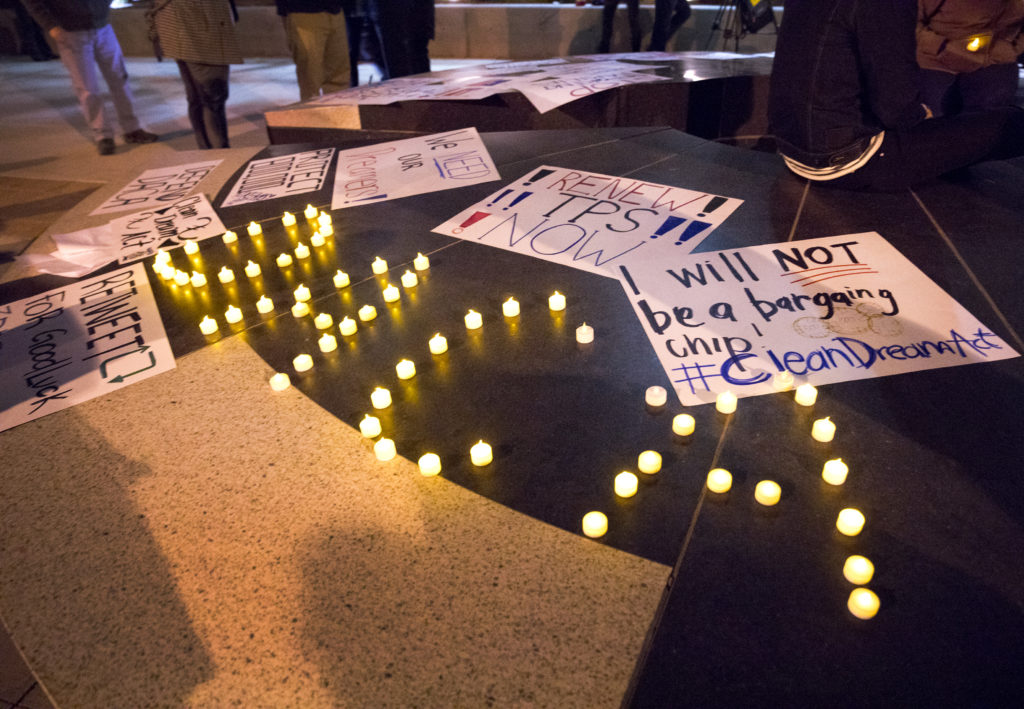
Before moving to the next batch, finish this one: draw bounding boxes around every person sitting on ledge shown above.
[769,0,1024,191]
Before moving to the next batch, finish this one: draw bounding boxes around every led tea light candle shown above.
[673,414,696,437]
[502,297,520,317]
[645,386,667,408]
[794,383,818,406]
[244,260,261,278]
[836,508,865,536]
[293,354,314,372]
[772,371,795,391]
[637,450,662,475]
[395,359,416,380]
[282,211,296,227]
[291,301,310,318]
[158,265,175,281]
[575,322,594,344]
[294,284,311,302]
[614,471,638,498]
[339,316,357,336]
[223,229,238,244]
[358,305,377,322]
[190,271,207,288]
[581,511,608,538]
[155,249,171,264]
[371,386,392,409]
[843,555,875,585]
[382,284,400,303]
[374,437,396,462]
[400,270,418,288]
[294,242,311,259]
[822,458,849,486]
[199,316,218,335]
[183,240,199,255]
[310,232,326,248]
[548,290,566,312]
[428,333,448,355]
[318,333,337,353]
[269,372,290,391]
[812,417,836,442]
[706,468,733,493]
[314,312,333,329]
[464,309,482,330]
[413,252,430,271]
[256,295,274,314]
[333,270,350,288]
[317,212,332,228]
[276,253,293,268]
[716,390,737,414]
[359,414,382,438]
[371,256,388,274]
[847,588,880,620]
[755,480,782,506]
[225,305,243,324]
[470,440,493,466]
[247,221,261,237]
[418,453,441,477]
[304,204,318,220]
[319,223,333,237]
[217,266,235,284]
[174,270,190,286]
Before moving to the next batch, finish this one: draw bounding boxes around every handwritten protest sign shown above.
[331,128,499,209]
[433,165,741,277]
[220,148,336,207]
[0,263,175,432]
[90,160,222,216]
[108,193,226,264]
[616,232,1019,406]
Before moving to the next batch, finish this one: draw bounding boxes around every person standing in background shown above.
[406,0,434,75]
[20,0,158,155]
[275,0,353,101]
[148,0,242,149]
[648,0,691,51]
[597,0,641,54]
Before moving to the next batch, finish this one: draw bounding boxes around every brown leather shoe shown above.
[124,129,159,144]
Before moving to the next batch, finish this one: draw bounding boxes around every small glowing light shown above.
[358,305,377,322]
[318,333,338,353]
[382,284,400,302]
[276,253,293,268]
[754,480,781,506]
[294,242,311,259]
[706,468,733,493]
[614,471,638,498]
[154,249,172,264]
[199,316,218,335]
[374,437,396,461]
[223,229,238,244]
[812,417,836,442]
[822,458,849,485]
[291,301,310,318]
[795,383,818,406]
[395,359,416,380]
[502,297,520,317]
[190,271,207,288]
[244,260,261,278]
[843,555,875,585]
[772,371,795,391]
[847,587,880,619]
[836,508,865,536]
[317,212,332,228]
[256,295,274,314]
[359,414,382,438]
[282,211,296,227]
[319,223,333,237]
[470,440,493,466]
[400,270,418,288]
[548,290,566,312]
[716,390,737,414]
[575,322,594,344]
[269,372,290,391]
[304,204,318,220]
[293,354,314,372]
[225,305,243,324]
[294,284,311,302]
[418,453,441,476]
[672,414,695,436]
[413,252,430,271]
[314,312,333,330]
[581,511,608,538]
[158,265,175,281]
[465,309,482,330]
[333,270,350,288]
[310,232,326,248]
[182,240,199,255]
[637,450,661,475]
[174,269,190,286]
[429,333,448,355]
[371,256,388,274]
[645,386,667,407]
[246,222,262,237]
[965,34,990,52]
[371,387,392,409]
[339,316,357,336]
[217,266,235,284]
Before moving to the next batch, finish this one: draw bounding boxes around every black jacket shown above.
[769,0,930,168]
[21,0,111,32]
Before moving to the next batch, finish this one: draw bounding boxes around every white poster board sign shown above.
[108,193,226,264]
[90,160,222,216]
[616,232,1019,406]
[432,165,742,277]
[331,128,499,209]
[0,263,176,432]
[220,148,336,207]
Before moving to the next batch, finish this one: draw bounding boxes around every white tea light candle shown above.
[464,309,482,330]
[395,359,416,380]
[370,387,392,409]
[217,266,235,284]
[310,232,326,248]
[401,270,418,288]
[182,240,199,255]
[318,334,337,353]
[374,437,396,462]
[575,322,594,344]
[276,253,293,268]
[614,471,638,498]
[847,588,880,619]
[502,297,520,317]
[190,271,207,288]
[291,301,310,318]
[225,305,243,324]
[822,458,849,485]
[244,260,261,278]
[333,270,350,288]
[470,440,493,466]
[223,229,238,244]
[256,295,274,314]
[645,386,667,408]
[246,222,261,237]
[359,415,382,438]
[812,417,836,442]
[418,453,442,476]
[429,333,448,355]
[294,242,310,259]
[293,354,314,372]
[382,284,400,303]
[794,383,818,406]
[269,372,290,391]
[314,312,333,329]
[843,555,875,585]
[672,414,695,436]
[548,290,566,312]
[339,316,357,336]
[358,305,377,321]
[199,316,217,335]
[637,450,662,475]
[581,511,608,538]
[716,390,737,414]
[282,211,296,227]
[836,508,865,536]
[413,252,430,271]
[706,468,733,493]
[371,256,388,274]
[754,480,781,506]
[304,204,318,220]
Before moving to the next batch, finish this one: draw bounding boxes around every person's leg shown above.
[918,68,958,117]
[598,1,619,53]
[368,0,411,79]
[53,28,111,142]
[284,12,328,100]
[666,0,691,40]
[321,10,352,93]
[191,62,231,149]
[176,60,211,149]
[627,0,641,52]
[648,0,672,51]
[92,23,142,136]
[957,62,1020,113]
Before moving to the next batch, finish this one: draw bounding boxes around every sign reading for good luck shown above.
[433,165,742,277]
[220,148,336,207]
[616,232,1019,406]
[90,160,222,216]
[108,193,226,264]
[0,263,175,433]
